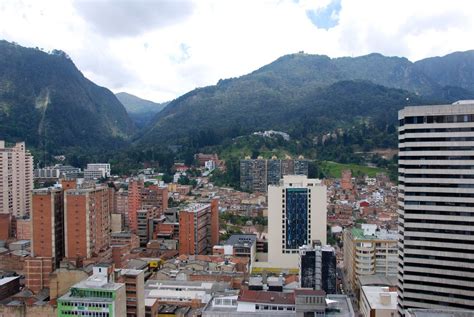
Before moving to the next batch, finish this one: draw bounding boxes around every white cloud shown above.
[0,0,474,102]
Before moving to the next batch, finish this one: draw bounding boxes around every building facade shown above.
[31,187,64,265]
[398,102,474,312]
[83,163,111,180]
[343,225,398,294]
[178,201,219,255]
[0,141,33,218]
[57,266,126,317]
[268,175,327,268]
[299,244,337,294]
[240,158,309,192]
[64,186,112,261]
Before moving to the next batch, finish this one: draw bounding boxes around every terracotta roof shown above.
[238,290,295,305]
[294,289,326,296]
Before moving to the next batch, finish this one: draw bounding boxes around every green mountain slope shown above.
[413,50,474,91]
[116,92,168,127]
[140,51,474,149]
[0,40,135,153]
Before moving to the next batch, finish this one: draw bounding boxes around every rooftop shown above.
[120,269,143,276]
[294,289,326,296]
[350,228,397,241]
[326,295,355,317]
[73,275,123,291]
[238,290,295,305]
[225,234,257,246]
[361,286,397,310]
[0,276,19,286]
[182,203,210,213]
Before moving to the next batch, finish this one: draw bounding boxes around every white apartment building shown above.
[398,102,474,312]
[343,224,398,294]
[84,163,111,179]
[0,141,33,217]
[268,175,327,269]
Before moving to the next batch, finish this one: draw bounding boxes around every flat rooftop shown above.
[226,234,257,246]
[361,286,397,310]
[351,228,397,241]
[326,295,355,317]
[182,203,210,213]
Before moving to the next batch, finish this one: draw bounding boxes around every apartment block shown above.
[398,102,474,312]
[64,186,111,262]
[268,175,327,269]
[128,179,144,232]
[31,187,64,265]
[179,201,219,255]
[0,141,33,218]
[343,224,398,295]
[240,158,309,192]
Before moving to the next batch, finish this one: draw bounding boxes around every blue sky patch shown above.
[306,0,342,30]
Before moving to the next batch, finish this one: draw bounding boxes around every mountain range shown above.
[0,40,135,154]
[1,39,474,168]
[140,51,474,147]
[115,92,168,127]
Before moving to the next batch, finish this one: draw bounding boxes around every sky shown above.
[1,0,474,102]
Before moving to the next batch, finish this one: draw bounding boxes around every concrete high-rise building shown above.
[268,175,327,269]
[398,102,474,312]
[299,243,336,294]
[64,186,111,262]
[0,141,33,218]
[240,158,309,192]
[178,200,219,255]
[343,224,398,295]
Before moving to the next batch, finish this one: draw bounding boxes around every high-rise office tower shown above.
[268,175,327,268]
[0,141,33,218]
[299,243,337,294]
[64,186,112,262]
[398,101,474,312]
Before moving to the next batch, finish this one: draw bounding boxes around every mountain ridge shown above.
[141,50,474,147]
[0,40,135,156]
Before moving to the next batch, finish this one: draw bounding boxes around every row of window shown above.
[400,136,474,143]
[400,114,474,126]
[400,146,474,151]
[60,311,110,316]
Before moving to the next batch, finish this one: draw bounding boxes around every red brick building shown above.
[178,200,219,255]
[64,186,111,262]
[128,179,143,232]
